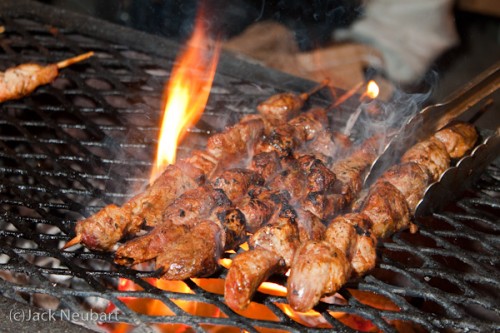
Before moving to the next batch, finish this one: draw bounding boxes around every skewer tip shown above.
[56,51,94,69]
[62,234,82,249]
[299,78,331,101]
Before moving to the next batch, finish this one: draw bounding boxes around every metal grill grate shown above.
[0,2,499,332]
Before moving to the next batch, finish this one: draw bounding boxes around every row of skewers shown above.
[59,77,478,313]
[0,52,477,311]
[3,52,478,313]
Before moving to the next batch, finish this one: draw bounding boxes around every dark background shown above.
[35,0,500,128]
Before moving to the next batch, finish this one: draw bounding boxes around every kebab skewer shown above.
[64,83,330,251]
[286,122,478,312]
[113,107,346,274]
[65,115,264,251]
[223,134,383,311]
[0,52,94,103]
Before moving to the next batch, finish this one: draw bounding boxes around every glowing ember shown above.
[150,13,221,182]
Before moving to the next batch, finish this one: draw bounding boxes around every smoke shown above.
[353,70,438,143]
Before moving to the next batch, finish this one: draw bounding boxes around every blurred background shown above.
[35,0,499,127]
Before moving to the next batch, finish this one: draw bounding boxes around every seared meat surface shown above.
[113,107,347,277]
[257,80,328,126]
[68,116,266,251]
[286,122,478,312]
[401,137,450,182]
[224,134,383,311]
[76,165,197,251]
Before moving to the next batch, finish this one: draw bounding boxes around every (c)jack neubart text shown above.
[9,308,118,322]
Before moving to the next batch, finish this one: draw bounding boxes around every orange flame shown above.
[108,10,222,333]
[150,14,221,183]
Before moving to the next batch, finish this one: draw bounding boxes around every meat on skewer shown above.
[64,82,329,251]
[113,170,260,266]
[65,116,265,251]
[224,135,383,311]
[286,122,478,312]
[113,108,343,275]
[257,79,329,126]
[157,127,349,279]
[151,157,334,280]
[0,52,94,103]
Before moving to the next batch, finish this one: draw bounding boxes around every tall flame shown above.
[109,10,221,333]
[150,15,221,183]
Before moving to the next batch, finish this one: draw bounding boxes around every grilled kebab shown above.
[0,52,94,103]
[224,134,383,311]
[68,115,264,251]
[287,122,478,312]
[113,108,350,278]
[65,83,329,251]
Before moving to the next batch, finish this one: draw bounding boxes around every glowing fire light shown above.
[150,14,221,182]
[109,9,222,333]
[365,80,380,99]
[358,80,380,102]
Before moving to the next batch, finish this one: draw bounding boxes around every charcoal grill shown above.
[0,1,499,332]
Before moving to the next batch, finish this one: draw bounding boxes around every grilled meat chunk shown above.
[401,137,449,182]
[303,131,352,165]
[288,107,329,142]
[287,213,375,312]
[361,181,411,239]
[161,185,231,227]
[114,172,259,265]
[206,116,264,159]
[256,80,328,126]
[434,122,478,159]
[213,169,264,202]
[254,108,328,157]
[155,220,224,279]
[377,162,430,212]
[331,135,382,204]
[76,164,197,251]
[257,92,305,126]
[238,188,289,233]
[225,206,300,311]
[248,205,301,267]
[0,63,58,102]
[225,249,285,311]
[250,151,282,180]
[114,185,231,265]
[296,208,326,243]
[114,224,189,266]
[296,155,337,193]
[288,241,350,312]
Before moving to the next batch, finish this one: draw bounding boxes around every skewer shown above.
[62,235,81,249]
[331,81,364,108]
[343,105,364,135]
[0,51,95,104]
[298,78,330,101]
[56,51,94,69]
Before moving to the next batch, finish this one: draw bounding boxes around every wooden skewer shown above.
[56,51,94,69]
[299,78,330,101]
[331,81,364,108]
[62,234,82,249]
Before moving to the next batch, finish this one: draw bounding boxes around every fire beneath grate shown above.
[0,3,499,333]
